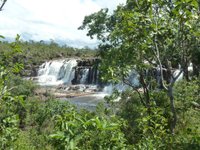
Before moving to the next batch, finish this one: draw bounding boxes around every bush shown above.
[0,35,25,149]
[8,76,37,97]
[50,106,127,149]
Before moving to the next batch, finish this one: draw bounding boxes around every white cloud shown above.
[0,0,125,47]
[94,0,125,10]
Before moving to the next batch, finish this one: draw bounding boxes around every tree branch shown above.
[153,39,168,91]
[0,0,7,11]
[122,77,146,107]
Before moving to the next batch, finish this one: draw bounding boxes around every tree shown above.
[79,0,200,134]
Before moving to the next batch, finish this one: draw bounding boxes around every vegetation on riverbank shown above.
[0,36,199,149]
[0,40,97,76]
[1,73,200,149]
[1,0,200,149]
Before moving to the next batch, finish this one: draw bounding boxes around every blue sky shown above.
[0,0,125,48]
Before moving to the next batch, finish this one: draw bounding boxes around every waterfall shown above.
[36,58,141,95]
[37,58,99,86]
[37,59,77,86]
[80,68,89,84]
[103,70,140,94]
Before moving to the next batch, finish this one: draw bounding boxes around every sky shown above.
[0,0,125,48]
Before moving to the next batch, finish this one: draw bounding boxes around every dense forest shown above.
[1,0,200,149]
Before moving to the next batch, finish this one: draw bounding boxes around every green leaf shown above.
[191,0,198,8]
[50,132,65,139]
[0,35,5,39]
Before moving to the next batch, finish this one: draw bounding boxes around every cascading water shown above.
[36,58,106,109]
[103,70,140,94]
[173,63,193,81]
[36,58,141,108]
[37,58,100,87]
[37,59,77,86]
[35,59,195,110]
[80,68,89,84]
[36,58,153,99]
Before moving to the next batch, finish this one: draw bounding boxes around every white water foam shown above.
[37,59,77,86]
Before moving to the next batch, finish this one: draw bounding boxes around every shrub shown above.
[50,106,127,149]
[0,35,26,149]
[8,76,37,97]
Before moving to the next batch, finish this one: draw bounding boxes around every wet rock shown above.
[72,58,99,85]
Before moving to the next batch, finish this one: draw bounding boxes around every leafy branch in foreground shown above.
[0,35,25,149]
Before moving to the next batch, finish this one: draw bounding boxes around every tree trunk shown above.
[183,67,189,81]
[192,63,199,77]
[168,85,177,134]
[139,72,150,108]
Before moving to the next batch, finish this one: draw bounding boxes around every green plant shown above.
[50,106,127,150]
[0,35,25,149]
[135,106,170,149]
[8,76,37,97]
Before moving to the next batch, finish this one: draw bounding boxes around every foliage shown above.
[0,40,97,76]
[134,106,170,149]
[1,0,200,149]
[14,99,71,150]
[50,106,127,150]
[173,79,200,149]
[8,76,37,97]
[175,79,200,108]
[0,114,19,149]
[10,87,200,150]
[80,0,200,135]
[0,35,25,149]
